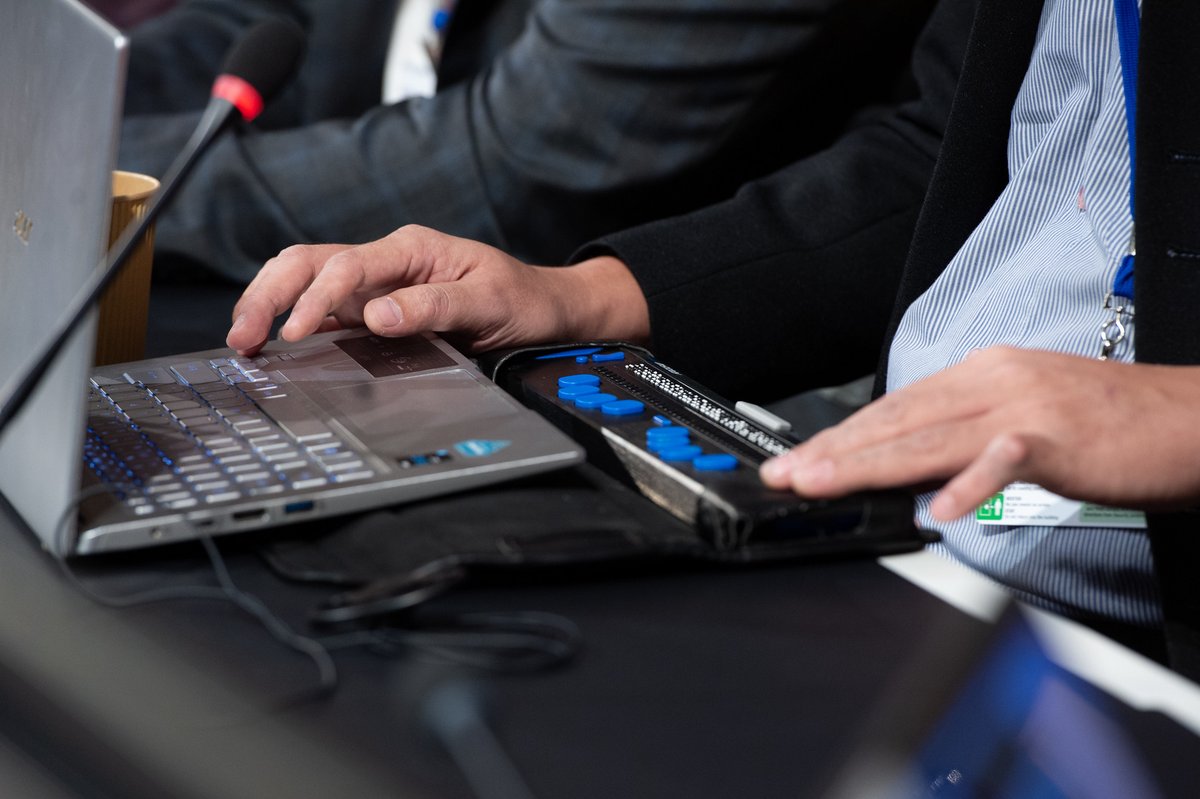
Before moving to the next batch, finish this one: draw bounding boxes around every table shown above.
[3,486,1200,798]
[0,293,1184,796]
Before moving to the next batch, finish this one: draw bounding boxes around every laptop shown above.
[819,605,1167,799]
[0,0,583,556]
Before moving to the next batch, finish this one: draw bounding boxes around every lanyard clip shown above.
[1099,292,1134,361]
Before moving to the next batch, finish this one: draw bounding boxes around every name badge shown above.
[975,482,1146,529]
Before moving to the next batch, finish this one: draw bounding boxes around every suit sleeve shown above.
[576,0,976,401]
[118,0,935,283]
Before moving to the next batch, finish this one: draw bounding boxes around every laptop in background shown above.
[820,605,1168,799]
[0,0,583,556]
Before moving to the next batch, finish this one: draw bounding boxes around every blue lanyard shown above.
[1112,0,1139,300]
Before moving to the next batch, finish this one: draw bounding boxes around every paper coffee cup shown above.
[94,170,159,366]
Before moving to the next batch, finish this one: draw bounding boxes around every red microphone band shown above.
[211,74,264,122]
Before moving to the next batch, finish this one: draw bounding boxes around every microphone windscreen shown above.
[218,16,306,106]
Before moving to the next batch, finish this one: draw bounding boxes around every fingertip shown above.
[228,332,265,357]
[762,450,840,495]
[226,312,246,340]
[363,296,405,334]
[760,457,790,487]
[278,317,305,342]
[226,313,260,352]
[929,490,966,521]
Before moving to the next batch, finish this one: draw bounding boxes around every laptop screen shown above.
[822,606,1164,798]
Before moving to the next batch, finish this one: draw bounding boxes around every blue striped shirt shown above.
[886,0,1158,627]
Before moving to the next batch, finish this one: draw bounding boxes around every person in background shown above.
[84,0,176,28]
[226,0,1200,679]
[117,0,935,284]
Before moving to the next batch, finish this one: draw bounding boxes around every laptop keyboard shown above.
[84,356,376,515]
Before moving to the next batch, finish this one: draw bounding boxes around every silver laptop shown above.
[0,0,583,556]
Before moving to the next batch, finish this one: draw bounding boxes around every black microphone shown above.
[0,17,305,436]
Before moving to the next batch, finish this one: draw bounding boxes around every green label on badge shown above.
[976,493,1005,521]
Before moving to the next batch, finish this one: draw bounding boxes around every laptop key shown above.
[170,361,225,386]
[193,479,231,492]
[332,470,375,483]
[323,459,365,473]
[230,390,339,444]
[291,477,329,490]
[170,406,211,421]
[215,453,254,466]
[183,471,222,484]
[122,367,175,386]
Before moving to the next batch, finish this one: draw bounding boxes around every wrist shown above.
[539,256,651,345]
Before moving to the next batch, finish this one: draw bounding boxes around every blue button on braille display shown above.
[646,426,690,442]
[601,399,644,416]
[647,437,690,453]
[575,356,590,364]
[557,384,600,400]
[658,444,702,462]
[574,392,618,409]
[693,454,738,471]
[648,427,696,439]
[591,352,626,363]
[558,374,602,388]
[652,415,673,426]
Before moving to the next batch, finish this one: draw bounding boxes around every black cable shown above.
[198,535,338,697]
[318,610,582,673]
[54,484,339,705]
[53,484,229,607]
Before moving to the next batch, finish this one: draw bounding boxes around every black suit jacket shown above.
[118,0,935,281]
[602,0,1200,676]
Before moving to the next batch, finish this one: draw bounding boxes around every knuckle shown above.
[389,225,446,271]
[410,283,454,323]
[972,345,1016,365]
[322,250,355,274]
[395,223,432,237]
[977,346,1035,382]
[272,243,310,263]
[239,284,277,311]
[317,252,366,293]
[993,432,1031,466]
[873,395,908,426]
[391,224,435,250]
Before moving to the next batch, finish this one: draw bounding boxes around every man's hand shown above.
[226,225,650,356]
[760,347,1200,520]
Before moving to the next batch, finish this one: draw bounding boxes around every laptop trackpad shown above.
[316,369,517,446]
